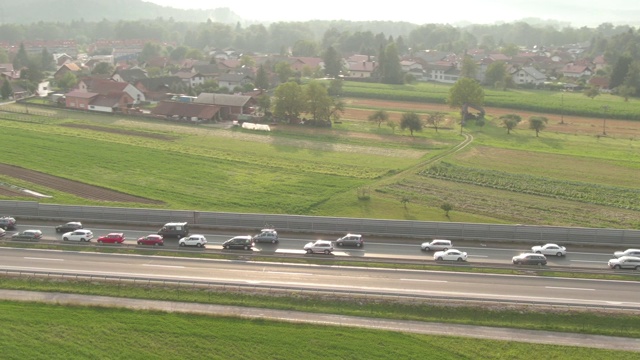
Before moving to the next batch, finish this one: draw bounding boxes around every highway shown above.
[1,247,640,309]
[2,221,629,270]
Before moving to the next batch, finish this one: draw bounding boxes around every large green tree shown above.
[305,81,332,122]
[368,110,389,128]
[322,46,342,78]
[13,42,28,69]
[57,71,78,91]
[400,112,422,136]
[426,112,445,132]
[254,64,269,90]
[381,42,403,84]
[484,61,507,88]
[500,114,522,134]
[0,80,12,100]
[448,77,485,130]
[529,116,548,137]
[273,81,306,122]
[92,62,114,75]
[460,54,477,79]
[274,61,293,83]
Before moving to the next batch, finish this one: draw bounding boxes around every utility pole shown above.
[602,105,609,135]
[560,91,564,124]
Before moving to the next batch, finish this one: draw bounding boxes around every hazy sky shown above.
[145,0,640,27]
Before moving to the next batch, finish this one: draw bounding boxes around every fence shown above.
[1,200,639,246]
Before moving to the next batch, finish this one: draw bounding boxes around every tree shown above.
[40,48,54,71]
[328,97,346,124]
[387,120,398,133]
[460,54,477,79]
[610,55,632,89]
[323,46,342,78]
[139,42,164,64]
[0,49,9,63]
[368,110,389,128]
[0,80,12,100]
[185,48,204,60]
[529,116,548,137]
[500,114,522,134]
[584,85,601,99]
[484,61,507,88]
[239,54,255,68]
[257,94,271,116]
[13,42,28,69]
[305,81,332,122]
[448,77,484,130]
[440,202,453,217]
[426,112,445,132]
[400,112,422,136]
[57,71,78,91]
[92,62,114,75]
[616,84,635,101]
[255,64,269,90]
[274,61,293,83]
[292,40,319,57]
[273,81,306,122]
[381,42,404,84]
[169,46,189,61]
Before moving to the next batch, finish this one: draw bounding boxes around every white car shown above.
[433,249,468,262]
[421,239,452,252]
[62,229,93,242]
[178,234,207,247]
[613,249,640,258]
[531,243,566,257]
[304,240,334,254]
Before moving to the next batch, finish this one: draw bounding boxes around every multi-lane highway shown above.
[1,247,640,309]
[2,221,630,270]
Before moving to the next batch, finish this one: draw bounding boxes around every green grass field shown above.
[2,83,639,228]
[2,301,636,360]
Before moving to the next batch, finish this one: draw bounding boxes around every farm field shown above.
[1,84,640,228]
[0,301,637,360]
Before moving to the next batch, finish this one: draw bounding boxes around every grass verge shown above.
[0,300,636,359]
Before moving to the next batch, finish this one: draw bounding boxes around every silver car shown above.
[421,239,452,252]
[608,256,640,270]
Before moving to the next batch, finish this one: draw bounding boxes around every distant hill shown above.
[0,0,241,24]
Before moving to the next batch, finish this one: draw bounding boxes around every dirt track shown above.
[0,163,163,204]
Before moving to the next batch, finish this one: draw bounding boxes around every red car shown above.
[137,234,164,246]
[97,233,125,244]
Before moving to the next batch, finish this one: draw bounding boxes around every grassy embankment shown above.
[1,300,637,359]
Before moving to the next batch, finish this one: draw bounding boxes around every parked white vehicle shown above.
[62,229,93,242]
[178,234,207,247]
[531,243,566,257]
[433,249,468,262]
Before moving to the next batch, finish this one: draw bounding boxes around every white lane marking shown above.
[24,257,63,261]
[267,271,312,276]
[401,279,447,283]
[570,260,605,263]
[545,286,595,291]
[467,255,488,258]
[142,264,185,269]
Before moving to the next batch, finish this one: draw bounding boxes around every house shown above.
[425,62,459,83]
[289,57,324,74]
[111,68,148,83]
[173,71,205,88]
[562,64,592,78]
[37,81,52,97]
[192,63,220,80]
[400,60,424,80]
[77,78,145,103]
[217,73,253,90]
[194,93,256,119]
[65,89,134,113]
[346,60,377,78]
[53,53,74,67]
[54,63,82,80]
[65,90,99,110]
[0,64,20,81]
[588,76,611,92]
[134,76,183,102]
[151,101,220,123]
[511,67,547,86]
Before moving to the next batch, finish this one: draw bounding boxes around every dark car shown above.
[56,222,83,233]
[336,233,363,247]
[137,234,164,246]
[512,253,547,265]
[222,235,254,250]
[158,222,189,238]
[252,229,278,244]
[12,229,43,241]
[0,216,17,230]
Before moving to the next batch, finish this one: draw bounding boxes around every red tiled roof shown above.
[66,90,99,99]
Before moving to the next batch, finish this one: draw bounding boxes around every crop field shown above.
[0,301,636,360]
[2,83,640,228]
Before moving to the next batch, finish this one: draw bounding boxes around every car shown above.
[223,235,254,250]
[512,253,547,265]
[252,229,278,244]
[96,233,125,244]
[531,243,566,257]
[11,229,43,241]
[56,222,83,233]
[0,228,5,237]
[62,229,94,242]
[178,234,207,247]
[304,240,334,254]
[608,256,640,270]
[158,222,189,238]
[137,234,164,246]
[613,249,640,258]
[433,249,468,262]
[0,216,17,230]
[336,233,363,247]
[421,239,452,252]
